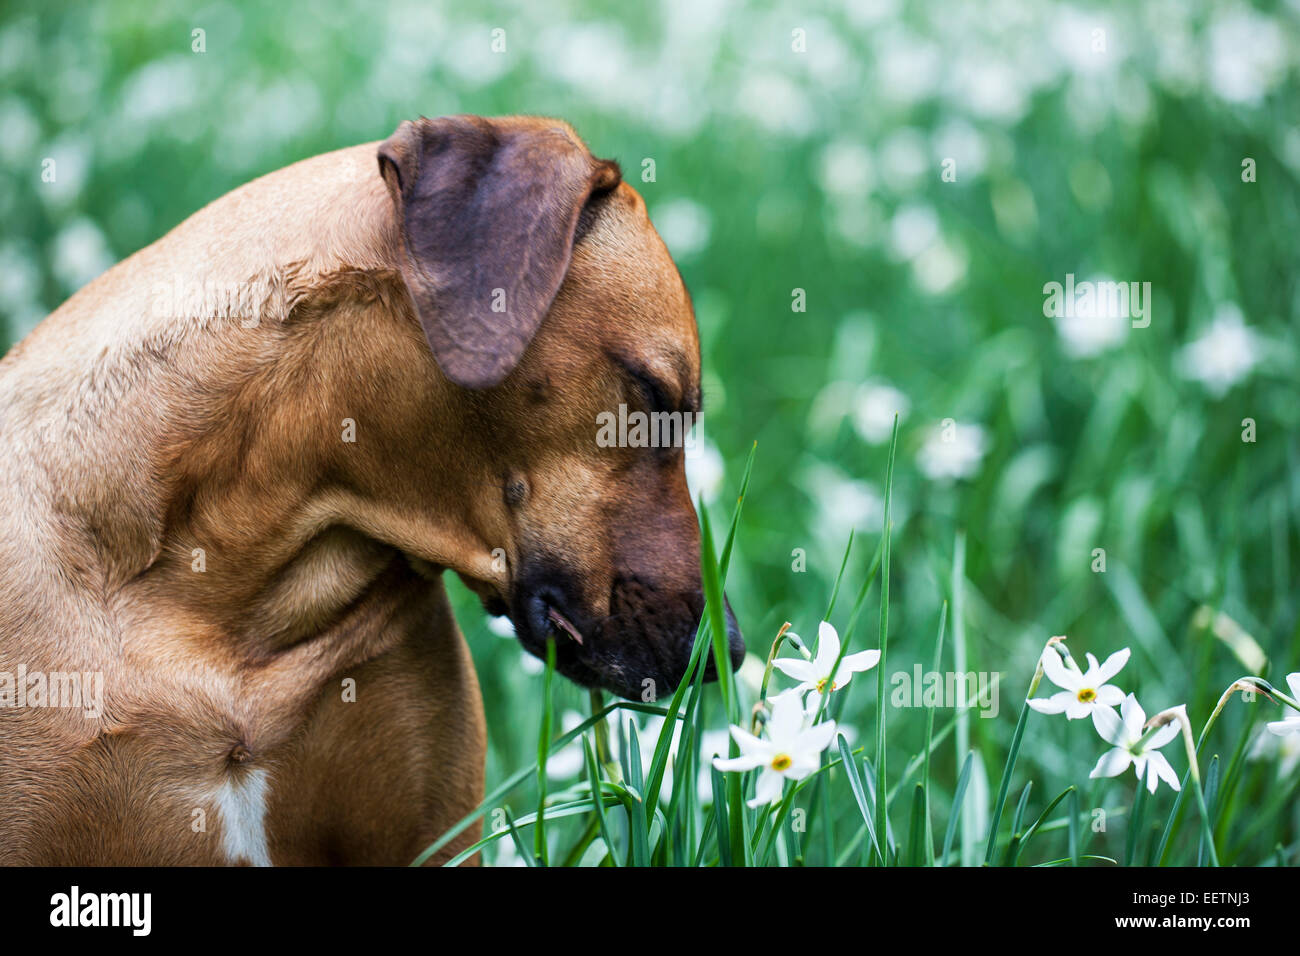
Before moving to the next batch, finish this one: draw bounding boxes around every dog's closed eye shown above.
[609,352,698,417]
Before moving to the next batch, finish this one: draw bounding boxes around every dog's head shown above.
[377,115,743,701]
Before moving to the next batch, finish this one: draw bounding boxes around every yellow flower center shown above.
[771,753,793,772]
[816,678,838,694]
[1077,687,1097,703]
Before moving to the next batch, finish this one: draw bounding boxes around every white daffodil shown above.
[1027,646,1129,719]
[1089,694,1182,794]
[772,621,881,702]
[1266,673,1300,737]
[713,692,837,807]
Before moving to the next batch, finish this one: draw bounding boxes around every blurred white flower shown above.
[519,649,544,675]
[487,616,516,638]
[652,198,711,259]
[878,128,928,191]
[489,839,529,867]
[738,652,767,697]
[1089,694,1182,794]
[1250,723,1300,779]
[874,30,940,106]
[737,71,813,136]
[917,421,988,481]
[0,97,39,165]
[806,463,883,532]
[913,236,968,295]
[444,22,513,87]
[1266,673,1300,737]
[685,434,725,504]
[40,135,91,206]
[852,381,910,444]
[697,728,732,796]
[120,56,198,125]
[51,217,113,292]
[888,203,939,260]
[713,692,837,807]
[1054,274,1130,357]
[817,139,874,198]
[1050,7,1120,77]
[0,241,41,305]
[547,710,588,780]
[1177,304,1262,396]
[773,621,880,702]
[1207,6,1287,105]
[951,55,1028,122]
[932,118,987,179]
[1028,647,1129,719]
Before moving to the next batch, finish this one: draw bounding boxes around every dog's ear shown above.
[377,115,621,389]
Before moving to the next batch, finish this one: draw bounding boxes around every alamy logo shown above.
[50,886,151,936]
[1042,273,1151,328]
[596,403,701,453]
[890,666,1002,719]
[0,665,103,719]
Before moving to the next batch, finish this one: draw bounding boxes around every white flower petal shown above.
[1147,722,1180,751]
[795,719,839,757]
[839,649,881,675]
[1095,647,1131,684]
[747,768,785,807]
[1267,718,1300,736]
[1065,697,1092,720]
[1040,647,1076,692]
[1090,748,1132,778]
[729,724,769,757]
[1095,685,1126,707]
[772,658,818,685]
[1091,703,1126,746]
[1027,695,1067,715]
[1131,754,1148,784]
[1083,652,1101,680]
[814,621,841,670]
[767,692,807,743]
[1286,673,1300,703]
[1120,694,1146,739]
[1148,752,1182,793]
[713,753,763,772]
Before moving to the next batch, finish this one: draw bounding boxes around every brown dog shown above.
[0,114,743,865]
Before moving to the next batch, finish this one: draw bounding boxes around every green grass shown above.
[417,427,1300,866]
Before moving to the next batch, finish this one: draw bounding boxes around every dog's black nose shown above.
[699,596,745,682]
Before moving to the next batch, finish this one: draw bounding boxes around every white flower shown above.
[1207,6,1287,105]
[1053,274,1130,358]
[805,464,884,533]
[1250,724,1300,780]
[773,621,881,701]
[1028,646,1129,719]
[917,422,988,481]
[1266,673,1300,737]
[651,198,712,259]
[852,382,910,444]
[713,692,838,807]
[1177,304,1262,397]
[685,435,724,504]
[1089,694,1182,794]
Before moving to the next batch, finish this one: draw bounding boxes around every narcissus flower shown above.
[772,621,880,701]
[1028,646,1130,719]
[1090,694,1182,794]
[1266,673,1300,737]
[713,692,837,807]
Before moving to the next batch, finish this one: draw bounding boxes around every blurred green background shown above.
[3,0,1299,863]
